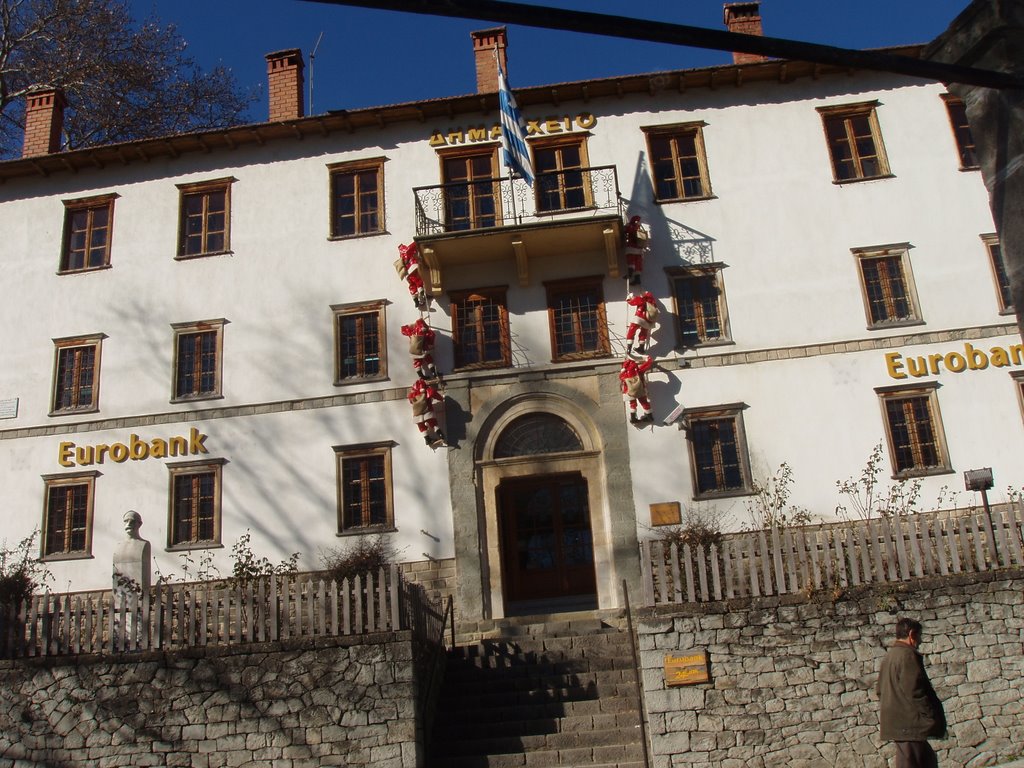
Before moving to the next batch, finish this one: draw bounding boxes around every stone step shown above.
[441,662,636,691]
[433,694,640,725]
[437,679,639,711]
[432,725,642,758]
[426,746,645,768]
[432,711,641,740]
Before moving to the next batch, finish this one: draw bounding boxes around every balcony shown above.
[412,165,623,294]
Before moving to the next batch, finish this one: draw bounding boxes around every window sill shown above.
[175,250,234,261]
[49,406,100,418]
[998,307,1016,317]
[41,552,94,563]
[678,338,734,351]
[171,394,224,405]
[166,541,224,553]
[334,375,389,387]
[328,229,389,242]
[57,264,112,276]
[866,319,925,332]
[958,165,981,173]
[693,487,755,501]
[892,466,954,480]
[336,526,397,538]
[831,174,896,185]
[551,351,612,364]
[653,194,717,205]
[452,361,511,373]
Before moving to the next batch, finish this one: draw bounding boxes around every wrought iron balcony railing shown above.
[413,165,621,237]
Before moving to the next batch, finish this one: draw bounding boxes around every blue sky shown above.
[131,0,972,120]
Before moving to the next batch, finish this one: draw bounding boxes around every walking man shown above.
[877,617,946,768]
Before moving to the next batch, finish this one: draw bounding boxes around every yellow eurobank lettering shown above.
[966,343,988,370]
[189,428,209,455]
[885,352,906,380]
[430,114,597,145]
[576,112,596,129]
[887,341,1024,379]
[447,130,464,144]
[526,119,541,135]
[944,352,967,373]
[55,428,212,467]
[130,433,149,460]
[906,357,928,378]
[467,126,488,142]
[489,125,502,140]
[564,116,572,131]
[544,118,562,134]
[58,442,74,467]
[428,131,446,147]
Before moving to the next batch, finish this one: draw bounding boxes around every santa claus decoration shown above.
[401,318,439,381]
[395,242,428,310]
[620,355,655,426]
[626,290,659,357]
[408,378,446,448]
[624,215,650,286]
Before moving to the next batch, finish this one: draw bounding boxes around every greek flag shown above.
[498,65,534,186]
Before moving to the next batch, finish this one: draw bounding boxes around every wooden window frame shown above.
[544,276,610,362]
[817,102,892,183]
[682,404,753,500]
[171,319,226,403]
[1012,371,1024,424]
[667,263,733,349]
[531,135,593,214]
[332,300,388,384]
[852,244,923,330]
[176,178,234,259]
[941,94,979,171]
[328,158,386,239]
[641,122,713,203]
[41,472,99,560]
[50,334,104,416]
[334,441,396,535]
[982,234,1013,314]
[875,383,951,479]
[60,193,117,273]
[438,145,503,231]
[167,459,225,549]
[450,286,511,370]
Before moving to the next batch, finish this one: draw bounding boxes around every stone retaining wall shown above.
[637,570,1024,768]
[0,632,423,768]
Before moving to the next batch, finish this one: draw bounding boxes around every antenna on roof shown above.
[309,31,325,115]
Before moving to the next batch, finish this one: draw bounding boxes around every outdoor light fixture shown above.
[964,467,994,492]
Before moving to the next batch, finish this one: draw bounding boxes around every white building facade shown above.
[0,18,1018,621]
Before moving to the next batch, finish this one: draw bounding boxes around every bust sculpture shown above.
[112,510,151,592]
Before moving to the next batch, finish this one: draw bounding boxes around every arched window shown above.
[494,413,583,458]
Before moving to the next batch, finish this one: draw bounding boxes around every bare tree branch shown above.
[0,0,255,158]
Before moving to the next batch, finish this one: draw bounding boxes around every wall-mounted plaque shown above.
[665,650,710,686]
[0,398,17,419]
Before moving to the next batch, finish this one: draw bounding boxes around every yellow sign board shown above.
[665,650,710,687]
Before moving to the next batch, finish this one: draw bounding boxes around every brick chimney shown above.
[472,28,508,94]
[723,2,767,65]
[22,88,66,158]
[265,49,305,121]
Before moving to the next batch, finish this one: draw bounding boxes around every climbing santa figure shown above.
[626,290,659,357]
[395,242,428,310]
[620,355,655,426]
[624,215,650,286]
[408,378,446,448]
[401,318,439,382]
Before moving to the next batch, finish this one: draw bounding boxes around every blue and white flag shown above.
[498,65,534,186]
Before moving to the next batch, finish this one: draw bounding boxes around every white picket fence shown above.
[1,567,408,658]
[641,506,1024,606]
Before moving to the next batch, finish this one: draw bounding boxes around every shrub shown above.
[320,535,396,583]
[657,506,724,550]
[0,531,51,608]
[229,530,299,585]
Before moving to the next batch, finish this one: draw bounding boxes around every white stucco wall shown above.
[0,67,1018,593]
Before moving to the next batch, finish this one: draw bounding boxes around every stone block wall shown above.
[637,570,1024,768]
[0,632,424,768]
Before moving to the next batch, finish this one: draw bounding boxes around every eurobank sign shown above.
[57,427,209,468]
[885,341,1024,380]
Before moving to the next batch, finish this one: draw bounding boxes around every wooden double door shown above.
[499,473,597,603]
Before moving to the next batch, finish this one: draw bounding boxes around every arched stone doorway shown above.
[476,396,611,617]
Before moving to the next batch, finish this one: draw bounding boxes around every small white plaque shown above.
[0,398,19,419]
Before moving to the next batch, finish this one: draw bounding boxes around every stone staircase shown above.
[426,610,647,768]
